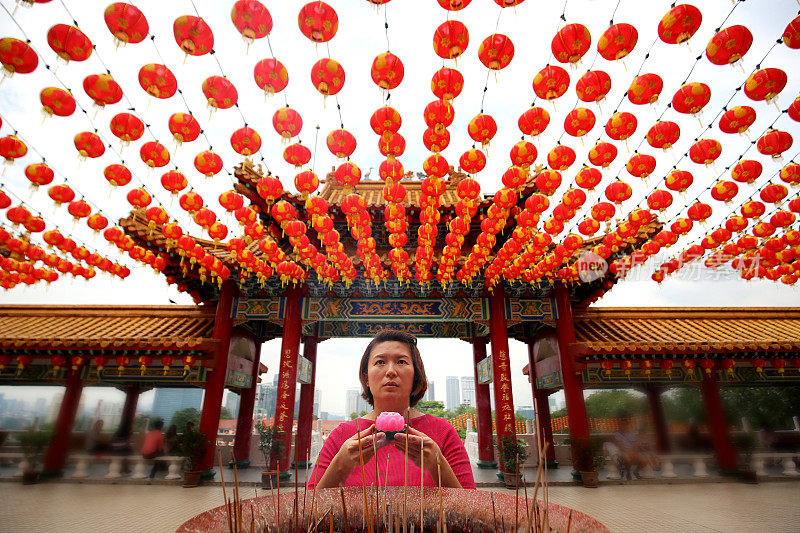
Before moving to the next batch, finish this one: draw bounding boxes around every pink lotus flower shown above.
[376,411,405,432]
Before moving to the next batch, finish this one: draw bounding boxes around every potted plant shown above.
[256,421,286,489]
[498,434,529,489]
[176,428,208,488]
[570,436,604,488]
[17,428,50,484]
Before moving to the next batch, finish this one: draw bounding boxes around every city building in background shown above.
[346,389,370,417]
[460,376,475,408]
[150,388,203,425]
[422,381,436,402]
[445,376,461,410]
[224,391,240,419]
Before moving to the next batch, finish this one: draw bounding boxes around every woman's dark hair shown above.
[359,330,428,407]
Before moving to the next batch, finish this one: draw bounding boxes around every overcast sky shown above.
[1,0,798,416]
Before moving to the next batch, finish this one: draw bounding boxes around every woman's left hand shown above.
[392,426,442,474]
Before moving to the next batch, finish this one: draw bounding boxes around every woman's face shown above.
[365,341,415,409]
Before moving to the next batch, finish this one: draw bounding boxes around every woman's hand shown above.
[392,426,441,473]
[331,424,384,475]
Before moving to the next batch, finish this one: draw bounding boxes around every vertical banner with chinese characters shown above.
[271,288,303,472]
[489,288,516,470]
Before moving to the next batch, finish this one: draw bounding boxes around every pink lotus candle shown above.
[375,411,406,439]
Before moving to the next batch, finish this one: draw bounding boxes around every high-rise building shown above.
[225,391,241,419]
[255,383,277,420]
[445,376,460,410]
[422,380,436,402]
[150,388,203,425]
[313,388,320,418]
[346,389,370,417]
[460,376,475,408]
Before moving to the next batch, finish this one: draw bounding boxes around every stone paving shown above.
[0,480,798,532]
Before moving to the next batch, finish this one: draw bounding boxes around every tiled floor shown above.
[0,480,798,532]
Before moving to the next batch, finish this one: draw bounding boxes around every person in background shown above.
[86,419,111,455]
[142,419,165,479]
[164,424,178,455]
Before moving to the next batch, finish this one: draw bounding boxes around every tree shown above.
[170,408,200,431]
[584,389,646,418]
[349,412,358,420]
[220,407,233,420]
[132,414,150,433]
[359,410,367,418]
[415,400,447,418]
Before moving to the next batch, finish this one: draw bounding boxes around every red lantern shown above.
[552,23,591,64]
[0,192,10,210]
[588,142,617,168]
[760,183,788,204]
[371,52,404,90]
[424,100,455,133]
[518,107,550,136]
[67,200,91,220]
[564,108,595,137]
[145,206,168,229]
[6,206,31,225]
[104,164,131,187]
[166,113,199,144]
[510,141,537,168]
[140,141,170,167]
[370,106,402,135]
[784,15,800,49]
[745,68,787,103]
[478,34,514,70]
[294,170,319,199]
[665,170,694,192]
[494,0,525,6]
[379,158,404,182]
[423,155,449,178]
[161,170,187,194]
[256,176,283,204]
[40,87,76,117]
[706,25,753,65]
[468,114,497,147]
[647,121,680,149]
[431,67,464,101]
[688,201,713,221]
[547,145,576,171]
[718,106,757,135]
[533,65,570,101]
[73,132,105,159]
[740,200,765,219]
[605,112,637,140]
[254,58,289,95]
[138,64,177,99]
[605,180,632,204]
[689,139,722,165]
[672,82,711,115]
[628,73,663,105]
[626,153,656,178]
[273,107,303,140]
[231,0,273,42]
[575,70,611,103]
[230,127,261,156]
[459,149,486,175]
[310,58,345,96]
[218,191,244,213]
[173,15,213,56]
[598,23,638,61]
[780,163,800,186]
[109,113,144,143]
[575,166,602,190]
[671,218,693,235]
[48,184,75,205]
[298,1,338,43]
[379,131,405,159]
[0,37,38,75]
[501,166,526,189]
[757,130,792,159]
[202,76,238,109]
[104,3,149,45]
[579,218,600,236]
[326,129,356,159]
[283,143,311,168]
[437,0,472,9]
[24,163,54,187]
[83,73,123,107]
[433,20,469,59]
[179,191,203,214]
[0,135,27,163]
[647,190,673,212]
[126,187,152,211]
[47,24,92,63]
[788,96,800,122]
[535,169,562,196]
[658,4,702,44]
[422,127,450,153]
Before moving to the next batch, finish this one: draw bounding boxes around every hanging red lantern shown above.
[110,113,144,143]
[771,211,795,228]
[273,107,303,140]
[647,121,680,149]
[424,100,455,133]
[626,153,656,178]
[535,169,562,196]
[173,15,213,56]
[161,170,187,195]
[138,64,177,99]
[40,87,76,117]
[468,114,497,147]
[658,4,702,44]
[433,20,469,59]
[730,159,762,184]
[604,180,632,204]
[628,73,663,105]
[760,183,788,204]
[459,149,486,175]
[310,58,345,96]
[179,191,203,213]
[510,141,537,168]
[665,170,694,192]
[598,23,638,61]
[578,218,600,236]
[575,166,602,190]
[780,163,800,186]
[24,163,54,187]
[547,145,576,171]
[298,1,338,43]
[230,126,261,156]
[73,132,105,159]
[126,187,152,211]
[757,130,792,159]
[140,141,170,167]
[689,139,722,165]
[145,206,168,229]
[533,65,570,101]
[379,158,404,182]
[193,150,222,177]
[588,142,618,168]
[671,218,693,235]
[740,200,765,219]
[605,112,637,140]
[647,190,673,212]
[104,3,149,45]
[575,70,611,103]
[371,52,404,90]
[784,15,800,48]
[283,143,311,168]
[423,155,449,179]
[688,201,713,221]
[6,206,31,225]
[552,23,591,64]
[167,113,200,144]
[193,207,216,230]
[254,58,289,96]
[231,0,273,42]
[379,131,405,159]
[0,37,38,75]
[47,24,92,63]
[370,106,402,135]
[294,170,319,200]
[83,73,123,107]
[202,76,238,109]
[326,129,357,159]
[423,127,450,153]
[67,200,91,220]
[745,68,787,103]
[564,108,595,137]
[218,191,244,213]
[431,67,464,101]
[718,106,756,135]
[257,176,283,204]
[518,107,550,136]
[0,135,26,165]
[478,34,514,70]
[788,96,800,122]
[437,0,472,9]
[706,25,753,65]
[724,215,748,234]
[672,82,711,115]
[104,164,131,187]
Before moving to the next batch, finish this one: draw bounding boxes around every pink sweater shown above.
[308,414,476,489]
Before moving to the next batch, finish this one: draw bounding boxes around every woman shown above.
[309,330,475,489]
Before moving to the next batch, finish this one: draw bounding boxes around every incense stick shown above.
[218,450,232,533]
[294,443,300,533]
[373,433,380,532]
[515,450,519,531]
[491,492,498,533]
[419,438,424,532]
[231,451,241,530]
[303,449,310,529]
[437,457,443,533]
[403,428,409,533]
[566,509,573,533]
[276,458,281,533]
[340,486,350,533]
[354,420,371,533]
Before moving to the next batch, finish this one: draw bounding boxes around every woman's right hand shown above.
[330,424,384,476]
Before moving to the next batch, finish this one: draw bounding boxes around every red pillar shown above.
[527,342,557,467]
[553,281,591,472]
[231,339,262,468]
[271,286,303,476]
[118,386,141,438]
[43,367,84,476]
[700,372,737,472]
[472,336,496,468]
[645,385,670,454]
[294,335,318,469]
[489,286,516,472]
[197,280,236,478]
